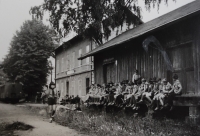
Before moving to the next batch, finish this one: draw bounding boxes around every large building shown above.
[79,1,200,123]
[55,19,142,97]
[55,36,95,97]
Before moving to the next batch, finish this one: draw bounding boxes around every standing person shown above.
[47,82,56,123]
[132,70,141,84]
[41,85,47,104]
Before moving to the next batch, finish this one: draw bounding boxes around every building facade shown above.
[55,12,142,97]
[55,36,95,97]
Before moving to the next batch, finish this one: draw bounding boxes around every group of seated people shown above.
[60,95,81,105]
[84,71,182,111]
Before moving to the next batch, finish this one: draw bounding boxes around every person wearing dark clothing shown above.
[47,82,56,123]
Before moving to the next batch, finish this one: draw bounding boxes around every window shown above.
[66,55,70,71]
[69,54,71,70]
[72,52,75,69]
[61,82,64,96]
[78,79,82,91]
[86,45,90,53]
[86,45,90,64]
[56,59,59,73]
[56,82,59,92]
[61,58,64,72]
[79,49,82,66]
[71,80,75,96]
[92,43,96,50]
[66,55,68,71]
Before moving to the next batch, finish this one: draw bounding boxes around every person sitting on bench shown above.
[151,78,163,110]
[165,74,182,110]
[139,79,154,104]
[113,82,127,107]
[113,83,123,107]
[126,84,138,107]
[158,78,172,109]
[132,79,146,110]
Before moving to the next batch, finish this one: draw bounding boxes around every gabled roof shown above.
[78,0,200,60]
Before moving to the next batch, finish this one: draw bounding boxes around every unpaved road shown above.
[0,102,87,136]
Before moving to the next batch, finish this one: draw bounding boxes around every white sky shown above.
[0,0,195,61]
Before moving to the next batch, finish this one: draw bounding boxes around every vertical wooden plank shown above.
[140,49,143,78]
[197,19,200,95]
[193,39,197,94]
[127,53,129,80]
[152,48,154,78]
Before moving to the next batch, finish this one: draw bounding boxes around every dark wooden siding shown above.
[94,15,200,95]
[94,42,167,84]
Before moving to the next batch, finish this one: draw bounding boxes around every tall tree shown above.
[30,0,175,44]
[3,19,58,97]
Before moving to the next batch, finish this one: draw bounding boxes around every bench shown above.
[173,94,200,124]
[173,94,200,106]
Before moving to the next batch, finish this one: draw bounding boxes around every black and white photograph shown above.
[0,0,200,136]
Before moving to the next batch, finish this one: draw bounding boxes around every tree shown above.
[30,0,175,45]
[2,19,58,97]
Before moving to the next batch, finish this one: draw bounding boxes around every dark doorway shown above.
[66,81,69,95]
[86,78,90,94]
[103,62,116,84]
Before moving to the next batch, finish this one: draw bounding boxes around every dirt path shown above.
[0,102,87,136]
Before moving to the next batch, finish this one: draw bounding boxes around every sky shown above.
[0,0,195,62]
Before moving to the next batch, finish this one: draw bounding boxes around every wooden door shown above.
[103,63,115,84]
[168,43,194,94]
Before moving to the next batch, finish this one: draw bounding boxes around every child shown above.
[47,82,56,123]
[134,78,146,100]
[127,84,138,107]
[151,78,162,110]
[115,81,126,106]
[166,74,182,110]
[113,83,122,106]
[132,79,146,110]
[139,81,154,104]
[157,78,172,110]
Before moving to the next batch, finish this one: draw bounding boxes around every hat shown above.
[173,74,178,79]
[145,81,149,85]
[162,78,167,82]
[141,78,146,82]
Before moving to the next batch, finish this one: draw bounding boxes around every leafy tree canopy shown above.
[2,19,58,95]
[30,0,175,45]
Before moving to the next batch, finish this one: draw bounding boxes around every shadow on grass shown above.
[0,122,34,136]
